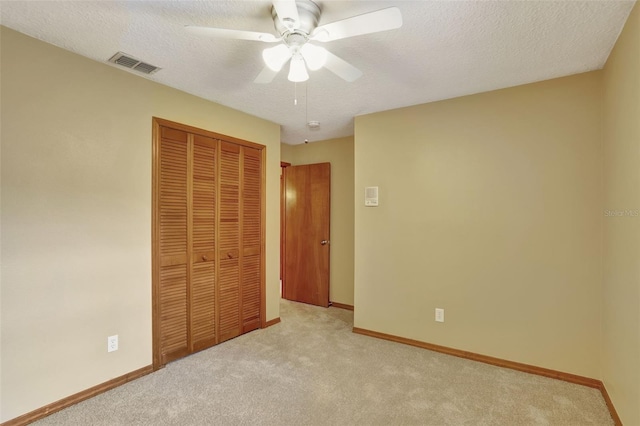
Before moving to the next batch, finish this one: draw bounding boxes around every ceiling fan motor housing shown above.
[272,0,321,37]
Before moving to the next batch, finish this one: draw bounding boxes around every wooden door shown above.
[157,127,190,364]
[190,134,217,352]
[241,147,262,333]
[153,118,265,369]
[218,141,241,343]
[216,143,262,341]
[283,163,331,307]
[156,128,219,363]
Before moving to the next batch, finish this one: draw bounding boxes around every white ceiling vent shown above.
[108,52,160,75]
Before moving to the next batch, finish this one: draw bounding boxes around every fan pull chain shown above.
[305,82,309,144]
[294,83,298,106]
[305,81,308,124]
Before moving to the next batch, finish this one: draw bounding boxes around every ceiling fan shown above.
[186,0,402,84]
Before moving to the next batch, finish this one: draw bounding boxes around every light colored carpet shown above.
[34,300,613,425]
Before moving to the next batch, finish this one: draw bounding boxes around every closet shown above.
[152,118,264,368]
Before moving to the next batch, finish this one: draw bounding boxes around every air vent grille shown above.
[108,52,160,75]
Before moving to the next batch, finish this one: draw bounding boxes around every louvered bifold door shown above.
[242,147,262,332]
[158,127,190,364]
[218,141,242,343]
[190,135,217,352]
[155,118,265,368]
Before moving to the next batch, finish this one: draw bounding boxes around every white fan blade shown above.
[273,1,300,30]
[323,50,363,82]
[254,66,280,84]
[186,26,278,42]
[311,7,402,42]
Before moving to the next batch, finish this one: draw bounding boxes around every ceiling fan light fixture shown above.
[189,0,399,85]
[262,44,292,71]
[288,56,309,82]
[300,44,327,71]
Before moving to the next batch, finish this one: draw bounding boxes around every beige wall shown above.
[354,72,603,378]
[602,3,640,425]
[282,137,355,306]
[0,27,281,422]
[280,142,294,164]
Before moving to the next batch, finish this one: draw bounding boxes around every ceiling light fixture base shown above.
[272,0,321,37]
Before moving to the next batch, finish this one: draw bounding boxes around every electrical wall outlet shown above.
[435,308,445,323]
[107,335,118,352]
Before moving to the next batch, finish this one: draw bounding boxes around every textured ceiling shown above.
[0,1,635,144]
